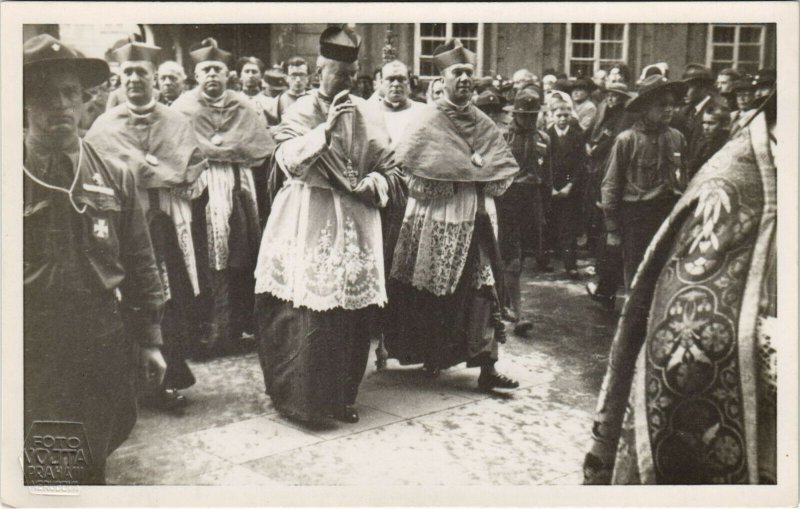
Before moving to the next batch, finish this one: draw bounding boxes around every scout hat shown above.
[567,77,598,93]
[24,34,109,89]
[432,39,476,72]
[752,68,776,88]
[264,69,288,91]
[111,41,162,64]
[626,74,687,112]
[681,63,714,85]
[504,87,541,113]
[474,89,505,113]
[319,25,361,63]
[190,38,232,66]
[605,82,633,99]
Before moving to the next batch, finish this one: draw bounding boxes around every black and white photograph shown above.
[1,2,798,506]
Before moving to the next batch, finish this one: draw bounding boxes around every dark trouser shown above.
[24,302,136,485]
[546,196,580,271]
[593,240,624,298]
[620,197,677,290]
[497,184,547,271]
[255,294,373,421]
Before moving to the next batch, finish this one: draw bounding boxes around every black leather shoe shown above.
[334,405,359,423]
[586,282,616,310]
[478,372,520,391]
[513,320,534,336]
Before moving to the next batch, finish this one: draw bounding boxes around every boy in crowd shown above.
[687,103,730,180]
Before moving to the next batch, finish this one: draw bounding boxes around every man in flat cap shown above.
[86,42,208,411]
[569,77,599,132]
[387,38,520,391]
[600,75,687,291]
[22,35,166,483]
[496,87,552,335]
[253,25,405,424]
[172,38,275,356]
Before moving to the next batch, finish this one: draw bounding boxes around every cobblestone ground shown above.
[106,260,619,485]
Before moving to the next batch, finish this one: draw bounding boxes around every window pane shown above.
[713,45,734,61]
[740,26,762,43]
[571,23,595,41]
[461,39,478,52]
[420,23,446,38]
[710,62,728,75]
[601,24,625,41]
[419,58,437,76]
[738,45,761,62]
[572,42,594,59]
[737,62,759,74]
[600,42,623,60]
[570,61,594,79]
[452,23,478,39]
[421,39,440,56]
[713,25,735,43]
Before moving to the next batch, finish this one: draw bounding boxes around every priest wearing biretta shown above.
[253,25,405,424]
[386,38,522,392]
[86,41,207,410]
[172,38,275,356]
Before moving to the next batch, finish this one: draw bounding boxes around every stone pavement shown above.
[106,263,619,486]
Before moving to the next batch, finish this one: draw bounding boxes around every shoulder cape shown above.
[395,98,519,182]
[275,90,396,191]
[172,89,275,166]
[86,103,207,189]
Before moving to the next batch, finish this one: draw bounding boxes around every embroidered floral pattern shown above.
[391,214,475,296]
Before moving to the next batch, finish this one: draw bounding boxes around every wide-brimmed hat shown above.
[566,77,598,93]
[503,87,541,113]
[24,34,110,89]
[473,89,506,112]
[605,82,633,99]
[681,63,714,85]
[264,69,288,91]
[752,68,776,88]
[732,76,756,93]
[626,74,687,112]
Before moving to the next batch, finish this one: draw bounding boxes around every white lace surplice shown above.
[390,176,509,296]
[255,181,386,311]
[254,125,387,311]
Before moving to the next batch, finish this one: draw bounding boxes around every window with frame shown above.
[565,23,629,79]
[707,24,765,75]
[414,23,483,79]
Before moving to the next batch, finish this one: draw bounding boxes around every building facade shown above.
[27,22,777,81]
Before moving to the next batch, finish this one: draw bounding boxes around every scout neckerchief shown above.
[23,139,87,214]
[437,96,485,168]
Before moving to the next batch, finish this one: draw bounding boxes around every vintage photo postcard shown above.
[2,1,798,506]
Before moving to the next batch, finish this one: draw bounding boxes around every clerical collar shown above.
[382,98,409,111]
[127,98,157,116]
[200,90,226,107]
[441,95,471,113]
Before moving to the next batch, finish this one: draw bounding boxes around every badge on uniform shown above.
[92,173,105,186]
[93,218,109,239]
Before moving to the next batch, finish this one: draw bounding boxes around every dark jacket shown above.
[687,129,729,181]
[547,124,587,195]
[505,123,552,188]
[23,138,165,345]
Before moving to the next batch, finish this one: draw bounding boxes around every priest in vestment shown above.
[583,92,777,485]
[386,39,521,391]
[172,38,274,355]
[86,42,207,409]
[253,26,405,424]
